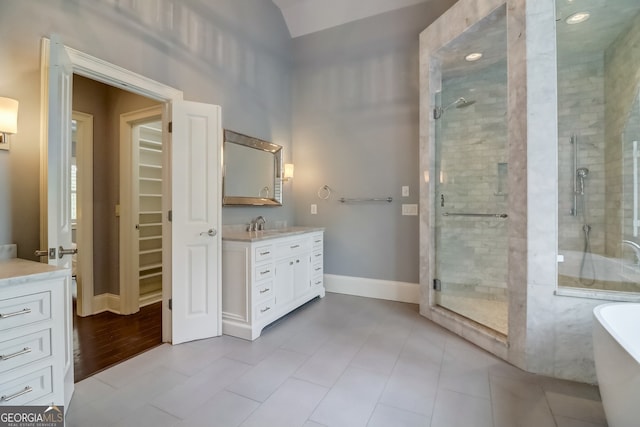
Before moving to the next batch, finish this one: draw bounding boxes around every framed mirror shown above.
[223,129,283,206]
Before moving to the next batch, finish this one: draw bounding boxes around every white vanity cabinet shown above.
[0,259,68,407]
[222,229,324,340]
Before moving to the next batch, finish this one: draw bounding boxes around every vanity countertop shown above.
[222,226,324,242]
[0,258,68,287]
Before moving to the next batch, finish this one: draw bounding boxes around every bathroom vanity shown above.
[0,258,68,406]
[222,227,324,340]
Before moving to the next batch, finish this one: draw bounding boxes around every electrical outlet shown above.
[402,204,418,216]
[402,186,409,197]
[311,204,317,215]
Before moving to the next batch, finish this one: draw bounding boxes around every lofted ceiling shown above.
[272,0,431,38]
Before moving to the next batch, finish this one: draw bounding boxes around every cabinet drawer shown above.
[254,298,275,321]
[254,244,273,262]
[0,365,53,406]
[312,276,324,287]
[0,329,52,374]
[254,264,274,281]
[312,234,324,249]
[311,262,323,277]
[311,250,323,265]
[0,292,51,332]
[252,281,274,302]
[275,239,310,258]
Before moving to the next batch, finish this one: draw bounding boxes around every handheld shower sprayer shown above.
[576,167,589,195]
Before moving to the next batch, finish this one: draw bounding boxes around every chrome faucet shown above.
[247,216,266,231]
[622,240,640,266]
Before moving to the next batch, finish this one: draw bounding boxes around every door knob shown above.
[199,228,217,237]
[58,246,78,258]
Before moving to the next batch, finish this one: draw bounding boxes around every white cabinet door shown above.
[45,35,74,408]
[293,255,311,298]
[274,258,295,306]
[170,101,222,345]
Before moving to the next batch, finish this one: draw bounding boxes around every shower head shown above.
[433,97,476,119]
[455,98,476,108]
[577,167,589,178]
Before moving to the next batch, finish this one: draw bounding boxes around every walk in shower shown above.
[431,5,509,334]
[556,0,640,296]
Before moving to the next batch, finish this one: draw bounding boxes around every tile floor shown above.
[66,293,608,427]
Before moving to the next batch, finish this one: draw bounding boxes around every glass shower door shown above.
[433,103,509,334]
[432,5,509,335]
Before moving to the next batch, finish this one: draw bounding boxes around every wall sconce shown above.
[0,97,19,151]
[283,163,294,181]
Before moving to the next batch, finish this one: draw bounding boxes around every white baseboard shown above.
[0,243,17,260]
[92,293,121,314]
[324,274,420,304]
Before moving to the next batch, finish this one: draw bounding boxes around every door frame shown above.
[40,38,183,342]
[120,106,163,315]
[72,111,94,317]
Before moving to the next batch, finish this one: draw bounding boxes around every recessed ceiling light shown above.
[565,11,590,25]
[465,52,483,62]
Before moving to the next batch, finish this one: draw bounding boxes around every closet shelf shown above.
[136,119,163,307]
[140,163,162,169]
[140,263,163,271]
[139,236,162,242]
[139,222,162,227]
[140,272,162,280]
[140,138,162,151]
[139,248,162,255]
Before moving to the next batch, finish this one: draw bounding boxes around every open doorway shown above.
[71,75,164,380]
[42,37,223,393]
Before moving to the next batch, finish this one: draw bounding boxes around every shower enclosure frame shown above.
[419,0,528,370]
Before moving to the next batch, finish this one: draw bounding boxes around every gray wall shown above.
[0,0,293,258]
[291,1,457,283]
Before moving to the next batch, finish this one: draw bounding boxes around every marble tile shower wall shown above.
[436,61,508,298]
[557,55,606,258]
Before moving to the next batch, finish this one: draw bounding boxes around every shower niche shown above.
[422,3,510,336]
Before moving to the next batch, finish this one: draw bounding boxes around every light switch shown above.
[311,204,317,215]
[402,186,409,197]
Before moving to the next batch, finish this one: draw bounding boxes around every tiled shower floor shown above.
[437,293,509,335]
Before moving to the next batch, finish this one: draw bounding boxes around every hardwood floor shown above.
[73,302,162,382]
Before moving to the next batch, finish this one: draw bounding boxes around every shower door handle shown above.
[58,246,78,258]
[35,248,56,259]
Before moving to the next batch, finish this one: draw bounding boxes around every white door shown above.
[46,35,75,407]
[169,101,222,344]
[44,38,220,355]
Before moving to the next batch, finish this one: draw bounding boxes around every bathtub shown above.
[559,250,640,293]
[593,303,640,427]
